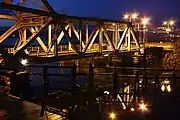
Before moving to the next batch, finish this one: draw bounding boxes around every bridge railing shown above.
[4,42,140,56]
[24,65,180,110]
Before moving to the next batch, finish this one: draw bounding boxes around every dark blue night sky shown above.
[49,0,180,21]
[0,0,180,26]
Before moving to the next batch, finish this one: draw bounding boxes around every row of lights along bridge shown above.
[122,12,176,33]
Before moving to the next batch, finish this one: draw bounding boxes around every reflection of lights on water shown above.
[161,84,171,92]
[109,112,116,120]
[25,50,29,54]
[21,59,28,66]
[130,108,135,112]
[161,79,171,92]
[104,53,109,57]
[161,85,165,92]
[167,85,171,92]
[104,91,110,95]
[139,80,142,84]
[63,109,68,113]
[139,102,148,112]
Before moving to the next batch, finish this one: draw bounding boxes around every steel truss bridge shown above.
[0,1,179,120]
[0,0,140,67]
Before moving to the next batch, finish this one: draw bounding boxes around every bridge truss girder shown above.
[0,1,140,62]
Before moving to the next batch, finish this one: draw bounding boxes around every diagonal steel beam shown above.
[59,21,80,55]
[29,27,48,52]
[101,25,116,51]
[0,21,21,44]
[0,14,17,20]
[50,24,70,52]
[130,27,140,48]
[83,29,99,53]
[82,25,99,52]
[71,24,85,48]
[41,0,55,12]
[14,18,53,55]
[57,24,70,45]
[117,27,129,49]
[4,0,12,4]
[0,2,60,17]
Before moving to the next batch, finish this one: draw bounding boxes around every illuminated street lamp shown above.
[123,14,129,20]
[122,13,150,44]
[104,91,110,95]
[123,12,139,22]
[132,13,139,20]
[170,20,175,26]
[162,20,176,33]
[163,21,167,25]
[141,17,150,44]
[141,17,150,26]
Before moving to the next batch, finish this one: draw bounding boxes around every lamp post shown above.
[141,17,150,44]
[123,13,150,44]
[163,20,175,33]
[123,12,139,22]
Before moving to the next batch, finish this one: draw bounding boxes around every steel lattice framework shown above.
[0,0,140,64]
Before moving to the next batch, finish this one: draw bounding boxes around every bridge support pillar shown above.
[88,63,96,119]
[71,64,77,93]
[153,74,159,112]
[40,64,49,117]
[113,66,118,99]
[134,71,139,105]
